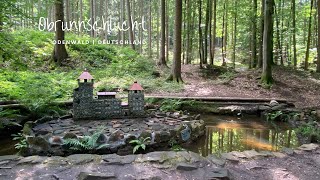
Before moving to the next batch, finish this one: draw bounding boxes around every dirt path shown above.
[150,65,320,108]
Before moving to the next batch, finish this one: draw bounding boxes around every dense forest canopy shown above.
[0,0,319,84]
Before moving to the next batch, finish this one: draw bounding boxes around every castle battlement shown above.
[73,70,144,120]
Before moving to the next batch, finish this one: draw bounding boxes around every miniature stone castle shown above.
[73,70,144,120]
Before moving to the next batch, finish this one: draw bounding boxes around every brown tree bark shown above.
[53,0,68,66]
[261,0,274,84]
[211,0,217,65]
[158,0,167,66]
[317,0,320,72]
[251,0,257,68]
[258,0,265,68]
[126,0,135,50]
[305,0,314,70]
[148,0,152,57]
[168,0,183,83]
[232,0,237,69]
[292,0,297,67]
[198,0,204,68]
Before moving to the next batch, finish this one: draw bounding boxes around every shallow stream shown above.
[183,115,299,156]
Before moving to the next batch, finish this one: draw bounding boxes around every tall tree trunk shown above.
[156,1,160,59]
[166,0,170,62]
[148,0,152,57]
[204,0,211,64]
[223,0,228,66]
[211,0,217,65]
[139,0,143,53]
[168,0,183,83]
[90,0,95,37]
[121,0,125,46]
[317,0,320,72]
[186,0,191,64]
[292,0,297,67]
[208,0,213,64]
[232,0,237,69]
[261,0,274,84]
[198,0,204,68]
[305,0,314,70]
[258,0,265,68]
[126,0,135,50]
[79,0,83,34]
[158,0,167,66]
[274,0,282,65]
[53,0,68,66]
[251,0,257,68]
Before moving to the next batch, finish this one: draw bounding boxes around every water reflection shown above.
[184,116,299,157]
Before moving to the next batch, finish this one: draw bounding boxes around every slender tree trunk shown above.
[222,1,225,66]
[211,0,217,65]
[126,0,135,50]
[305,0,314,70]
[156,1,160,59]
[258,0,265,68]
[139,0,143,53]
[90,0,95,37]
[79,0,83,34]
[274,0,281,65]
[168,0,183,83]
[53,0,68,66]
[198,0,204,68]
[251,0,258,68]
[232,0,237,69]
[186,0,191,64]
[204,0,211,64]
[166,0,170,62]
[223,0,228,66]
[158,0,167,66]
[208,0,213,64]
[148,0,152,57]
[261,0,274,84]
[121,0,125,46]
[292,0,297,67]
[317,0,320,72]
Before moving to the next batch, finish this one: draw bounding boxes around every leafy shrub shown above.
[295,123,320,142]
[12,132,28,150]
[159,99,196,112]
[129,137,150,154]
[63,129,108,151]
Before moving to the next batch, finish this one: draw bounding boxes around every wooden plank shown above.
[145,95,291,103]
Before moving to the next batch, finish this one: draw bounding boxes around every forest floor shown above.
[149,65,320,108]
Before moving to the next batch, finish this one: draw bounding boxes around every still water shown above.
[183,115,299,157]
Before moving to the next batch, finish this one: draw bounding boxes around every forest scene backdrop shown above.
[0,0,320,117]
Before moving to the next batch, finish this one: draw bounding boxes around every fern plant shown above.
[12,132,28,150]
[129,137,151,154]
[63,130,108,151]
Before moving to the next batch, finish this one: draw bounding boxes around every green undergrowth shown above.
[0,29,183,119]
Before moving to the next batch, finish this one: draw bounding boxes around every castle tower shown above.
[128,81,144,116]
[73,69,94,119]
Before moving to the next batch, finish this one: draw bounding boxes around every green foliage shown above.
[0,108,19,118]
[159,99,196,112]
[295,122,320,142]
[266,111,284,121]
[129,137,150,154]
[63,129,108,151]
[12,132,28,150]
[168,139,185,152]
